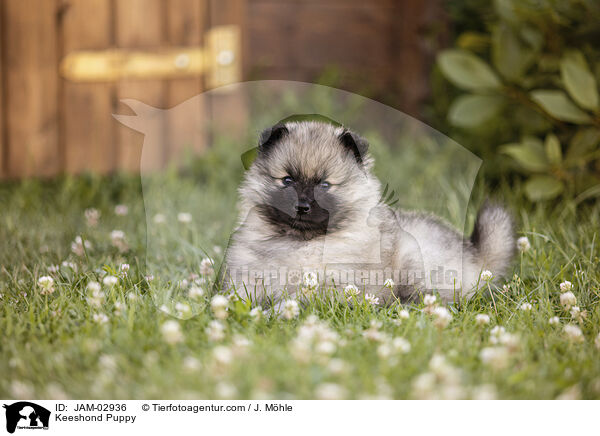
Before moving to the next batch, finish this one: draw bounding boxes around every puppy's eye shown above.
[320,181,331,189]
[282,176,294,186]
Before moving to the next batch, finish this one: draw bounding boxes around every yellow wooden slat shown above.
[61,48,206,82]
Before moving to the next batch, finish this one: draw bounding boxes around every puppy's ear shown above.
[258,123,288,155]
[338,130,369,164]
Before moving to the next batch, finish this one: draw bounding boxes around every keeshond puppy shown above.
[223,120,515,309]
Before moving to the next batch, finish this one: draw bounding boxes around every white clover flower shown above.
[103,275,118,287]
[423,294,437,306]
[161,320,183,344]
[327,358,349,375]
[563,324,584,343]
[489,326,506,343]
[38,276,55,295]
[215,382,237,399]
[475,314,491,326]
[249,306,263,320]
[432,306,452,328]
[559,281,573,292]
[87,285,105,308]
[199,258,213,276]
[61,261,77,271]
[549,316,560,325]
[110,230,125,240]
[182,356,201,372]
[570,306,582,322]
[92,313,109,324]
[113,204,128,216]
[213,345,233,365]
[303,271,319,289]
[110,230,128,252]
[283,299,300,319]
[84,208,100,227]
[517,236,531,253]
[377,343,392,359]
[232,335,252,356]
[189,285,204,299]
[175,302,191,317]
[502,284,510,293]
[144,274,154,282]
[316,340,336,356]
[206,320,226,341]
[480,270,493,282]
[560,291,577,309]
[398,309,410,320]
[471,384,498,400]
[344,284,360,301]
[10,381,34,399]
[315,383,347,400]
[177,212,192,223]
[113,301,125,315]
[48,265,60,274]
[392,337,411,353]
[211,295,229,320]
[520,302,533,311]
[71,236,92,257]
[365,293,380,306]
[153,213,166,224]
[384,278,395,289]
[177,279,189,289]
[480,346,509,369]
[98,354,117,372]
[119,263,130,276]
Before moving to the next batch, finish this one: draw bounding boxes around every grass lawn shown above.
[1,166,599,400]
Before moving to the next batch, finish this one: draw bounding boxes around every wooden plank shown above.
[61,0,115,174]
[116,0,166,172]
[208,0,248,141]
[165,0,208,164]
[3,0,60,178]
[0,2,4,179]
[393,0,447,117]
[246,2,393,69]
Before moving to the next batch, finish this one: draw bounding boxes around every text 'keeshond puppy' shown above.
[223,120,515,310]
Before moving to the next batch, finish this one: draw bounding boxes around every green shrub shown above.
[435,0,600,201]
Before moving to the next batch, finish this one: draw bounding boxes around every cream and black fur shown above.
[223,121,515,307]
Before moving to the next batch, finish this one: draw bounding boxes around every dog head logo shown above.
[3,402,50,433]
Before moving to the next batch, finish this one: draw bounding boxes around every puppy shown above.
[222,121,515,308]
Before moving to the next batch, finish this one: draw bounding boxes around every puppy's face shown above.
[241,121,373,240]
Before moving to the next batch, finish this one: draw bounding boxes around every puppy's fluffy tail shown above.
[470,203,515,278]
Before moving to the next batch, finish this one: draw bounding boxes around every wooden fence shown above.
[0,0,445,179]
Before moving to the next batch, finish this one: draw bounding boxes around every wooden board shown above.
[116,0,166,172]
[0,2,4,179]
[208,0,248,141]
[61,0,115,174]
[3,0,60,178]
[165,0,208,164]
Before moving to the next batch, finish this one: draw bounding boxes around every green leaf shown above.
[241,147,258,170]
[447,95,504,128]
[500,139,549,172]
[566,127,600,164]
[575,184,600,204]
[524,176,564,201]
[560,52,599,111]
[530,90,592,124]
[438,49,502,91]
[544,134,562,165]
[456,32,490,52]
[492,23,535,82]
